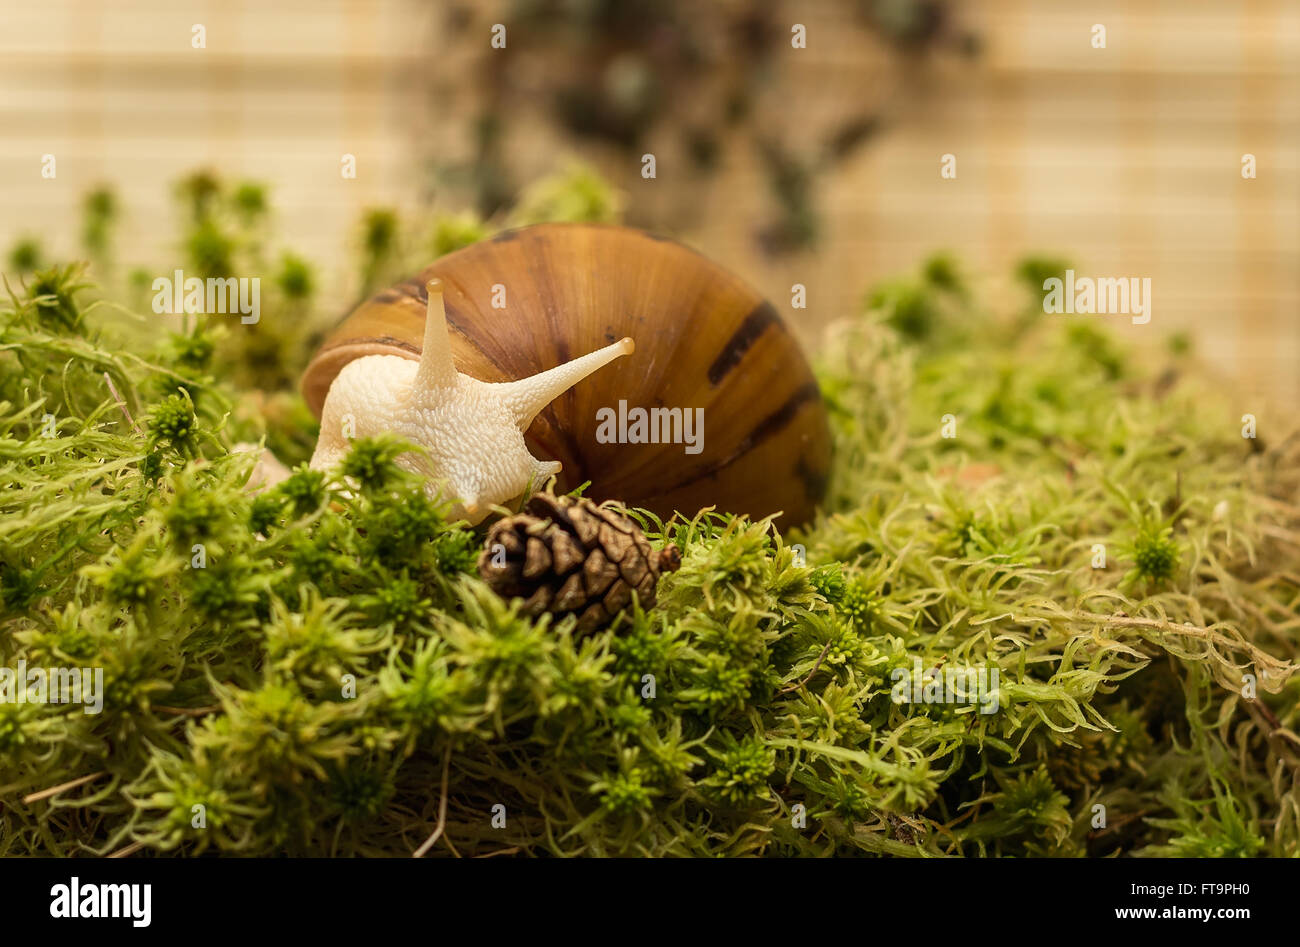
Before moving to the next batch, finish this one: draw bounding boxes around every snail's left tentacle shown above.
[498,337,635,429]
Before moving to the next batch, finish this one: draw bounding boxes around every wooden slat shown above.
[0,0,1294,408]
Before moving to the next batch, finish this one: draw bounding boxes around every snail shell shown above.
[301,223,831,527]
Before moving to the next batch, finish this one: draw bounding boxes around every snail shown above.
[302,223,831,527]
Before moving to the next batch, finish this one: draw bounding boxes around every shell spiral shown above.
[301,223,832,527]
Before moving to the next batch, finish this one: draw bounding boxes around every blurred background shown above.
[0,0,1295,407]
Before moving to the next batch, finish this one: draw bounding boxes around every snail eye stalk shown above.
[414,278,458,390]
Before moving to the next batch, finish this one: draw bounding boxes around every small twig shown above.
[108,841,146,859]
[154,704,221,717]
[413,747,453,858]
[1250,698,1283,731]
[1243,699,1300,757]
[1170,469,1185,525]
[23,771,106,805]
[1088,810,1150,838]
[941,800,983,832]
[103,371,142,436]
[474,847,521,858]
[778,640,834,695]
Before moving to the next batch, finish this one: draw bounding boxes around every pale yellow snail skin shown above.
[308,278,635,525]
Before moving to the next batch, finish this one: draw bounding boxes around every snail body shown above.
[302,223,831,527]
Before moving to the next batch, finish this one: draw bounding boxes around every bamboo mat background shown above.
[0,0,433,280]
[0,0,1295,410]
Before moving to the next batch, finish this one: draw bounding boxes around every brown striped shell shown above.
[301,223,831,527]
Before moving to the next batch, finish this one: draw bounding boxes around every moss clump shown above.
[509,162,623,227]
[1129,516,1180,585]
[146,394,200,455]
[429,212,488,259]
[2,178,1300,856]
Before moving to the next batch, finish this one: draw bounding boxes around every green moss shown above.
[25,265,89,334]
[231,182,268,225]
[2,178,1299,858]
[82,185,118,259]
[429,212,488,258]
[510,162,623,226]
[185,219,236,279]
[1131,518,1180,585]
[358,208,400,295]
[275,254,314,301]
[147,393,200,455]
[7,237,43,274]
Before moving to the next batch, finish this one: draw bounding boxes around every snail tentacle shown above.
[498,336,635,429]
[413,278,459,390]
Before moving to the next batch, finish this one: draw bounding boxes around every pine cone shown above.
[478,493,681,632]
